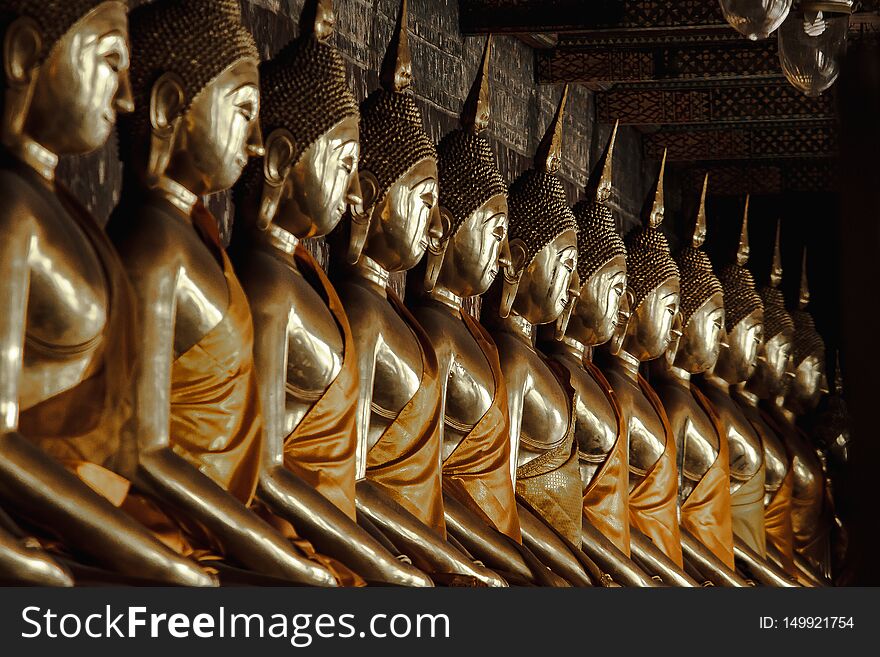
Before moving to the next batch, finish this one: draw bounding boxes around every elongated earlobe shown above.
[258,129,296,230]
[423,206,452,293]
[347,170,378,264]
[2,17,42,144]
[555,270,581,341]
[148,71,186,183]
[500,240,527,318]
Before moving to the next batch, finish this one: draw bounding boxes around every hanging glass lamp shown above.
[719,0,793,40]
[778,4,851,96]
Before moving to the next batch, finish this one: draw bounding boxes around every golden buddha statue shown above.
[480,87,602,587]
[108,0,336,586]
[330,0,504,587]
[693,197,799,585]
[406,37,567,586]
[534,123,654,587]
[763,251,833,579]
[229,0,431,587]
[733,221,799,579]
[592,151,698,587]
[0,0,212,586]
[650,176,749,587]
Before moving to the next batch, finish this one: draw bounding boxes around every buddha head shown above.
[352,0,441,274]
[431,36,508,298]
[567,122,627,347]
[713,197,765,384]
[1,0,132,157]
[234,0,360,240]
[503,86,578,327]
[620,151,680,362]
[787,250,826,413]
[750,221,796,399]
[672,175,725,374]
[123,0,262,195]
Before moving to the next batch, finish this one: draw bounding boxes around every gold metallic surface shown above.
[108,1,340,586]
[0,0,217,586]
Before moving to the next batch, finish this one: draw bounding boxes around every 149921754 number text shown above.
[783,617,854,629]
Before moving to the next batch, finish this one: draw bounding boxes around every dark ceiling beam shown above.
[675,159,837,196]
[460,1,880,36]
[597,80,836,125]
[644,121,838,162]
[537,39,780,84]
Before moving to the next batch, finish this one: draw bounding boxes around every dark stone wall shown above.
[58,0,647,239]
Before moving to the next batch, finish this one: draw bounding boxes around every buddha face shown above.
[272,116,361,238]
[165,59,263,195]
[789,354,824,412]
[361,157,440,273]
[568,256,627,347]
[24,2,133,155]
[622,278,680,361]
[510,230,577,326]
[673,293,725,374]
[749,330,795,399]
[714,309,764,384]
[436,193,508,298]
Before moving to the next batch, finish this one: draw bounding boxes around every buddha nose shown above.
[246,120,265,158]
[345,171,363,207]
[114,70,135,114]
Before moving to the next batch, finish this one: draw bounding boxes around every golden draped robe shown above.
[579,361,630,556]
[755,409,796,576]
[783,425,831,572]
[629,375,683,568]
[730,466,767,557]
[277,245,358,521]
[441,311,521,542]
[365,290,446,538]
[681,386,735,570]
[515,362,583,548]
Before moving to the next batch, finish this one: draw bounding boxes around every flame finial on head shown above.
[799,249,811,310]
[461,36,493,134]
[300,0,336,42]
[380,0,412,93]
[692,173,709,248]
[736,195,750,266]
[770,219,783,288]
[585,119,619,204]
[646,149,667,228]
[534,85,568,174]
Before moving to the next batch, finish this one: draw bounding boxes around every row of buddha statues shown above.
[0,0,845,587]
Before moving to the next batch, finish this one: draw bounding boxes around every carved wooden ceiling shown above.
[459,0,880,195]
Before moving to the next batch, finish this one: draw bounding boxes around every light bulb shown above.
[719,0,792,40]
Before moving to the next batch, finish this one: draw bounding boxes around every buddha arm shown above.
[122,248,335,586]
[0,211,31,433]
[733,536,799,587]
[249,300,431,587]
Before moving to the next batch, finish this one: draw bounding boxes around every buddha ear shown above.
[257,128,296,230]
[148,71,186,182]
[609,289,633,356]
[2,17,42,141]
[555,269,581,341]
[347,169,378,264]
[423,205,453,293]
[664,311,684,367]
[500,238,527,318]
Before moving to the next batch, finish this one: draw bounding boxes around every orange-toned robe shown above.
[277,245,358,521]
[365,290,446,537]
[754,409,796,576]
[19,183,137,497]
[441,311,521,542]
[629,375,683,568]
[579,361,630,556]
[681,386,735,570]
[515,363,583,548]
[730,463,767,558]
